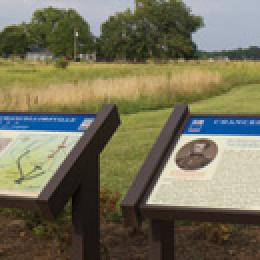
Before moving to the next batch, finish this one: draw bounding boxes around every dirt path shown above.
[2,214,260,259]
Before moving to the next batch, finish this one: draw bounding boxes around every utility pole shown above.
[74,28,79,61]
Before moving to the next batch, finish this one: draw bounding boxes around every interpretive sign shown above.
[0,113,94,198]
[148,115,260,210]
[0,105,120,260]
[122,104,260,260]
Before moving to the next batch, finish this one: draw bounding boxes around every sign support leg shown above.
[72,155,100,260]
[149,220,175,260]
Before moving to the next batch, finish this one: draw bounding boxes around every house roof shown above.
[27,47,53,55]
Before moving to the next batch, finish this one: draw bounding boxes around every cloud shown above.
[0,0,134,35]
[0,0,260,50]
[185,0,260,50]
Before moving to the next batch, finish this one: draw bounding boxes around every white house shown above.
[79,53,96,62]
[26,48,54,62]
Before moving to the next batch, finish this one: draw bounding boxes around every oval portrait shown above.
[175,139,218,171]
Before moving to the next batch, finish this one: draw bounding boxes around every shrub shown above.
[100,187,121,223]
[192,222,235,244]
[0,187,121,237]
[55,58,69,69]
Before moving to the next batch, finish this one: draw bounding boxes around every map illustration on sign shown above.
[0,114,95,197]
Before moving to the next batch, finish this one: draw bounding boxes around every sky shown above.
[0,0,259,51]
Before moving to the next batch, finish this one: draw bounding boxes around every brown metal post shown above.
[149,220,175,260]
[72,155,100,260]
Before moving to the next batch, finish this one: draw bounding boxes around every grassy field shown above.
[192,83,260,113]
[2,59,260,194]
[101,83,260,195]
[2,60,260,113]
[1,60,260,220]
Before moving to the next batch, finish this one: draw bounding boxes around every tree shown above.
[28,7,65,48]
[99,10,135,61]
[0,23,29,56]
[99,0,203,61]
[28,7,95,56]
[48,9,95,57]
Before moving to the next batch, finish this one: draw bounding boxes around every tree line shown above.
[199,46,260,60]
[0,0,203,62]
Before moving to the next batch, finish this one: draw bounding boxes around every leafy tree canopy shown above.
[0,7,95,57]
[99,0,203,61]
[28,7,95,57]
[0,23,28,56]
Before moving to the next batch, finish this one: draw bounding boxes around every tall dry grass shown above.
[0,69,222,110]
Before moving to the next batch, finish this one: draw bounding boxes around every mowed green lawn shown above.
[101,83,260,195]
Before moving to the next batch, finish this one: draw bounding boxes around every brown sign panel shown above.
[121,104,189,226]
[0,104,120,219]
[122,104,260,226]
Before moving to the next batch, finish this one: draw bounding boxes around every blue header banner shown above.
[184,116,260,136]
[0,113,96,132]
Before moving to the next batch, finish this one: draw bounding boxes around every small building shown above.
[214,56,230,62]
[26,47,54,62]
[79,53,96,62]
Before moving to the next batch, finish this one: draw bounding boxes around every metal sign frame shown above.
[121,104,189,226]
[0,104,120,260]
[122,103,260,259]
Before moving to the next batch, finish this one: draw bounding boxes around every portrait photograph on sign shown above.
[175,138,218,171]
[0,114,95,197]
[157,135,221,182]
